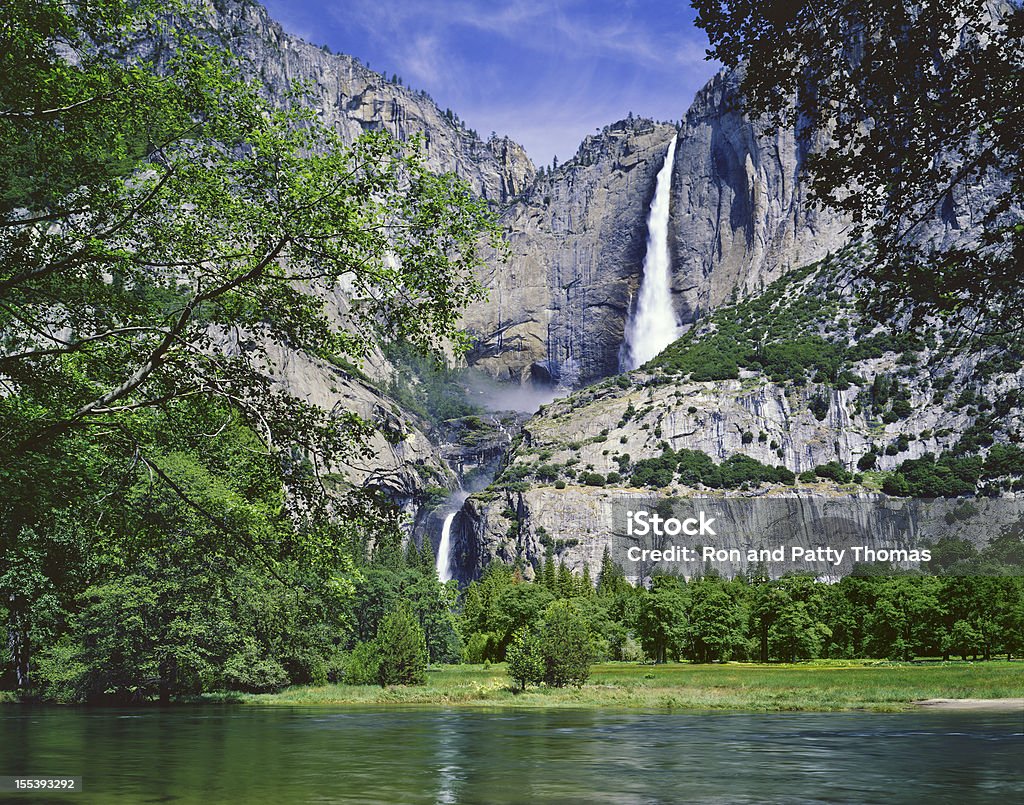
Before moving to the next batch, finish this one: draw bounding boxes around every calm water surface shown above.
[1,706,1021,803]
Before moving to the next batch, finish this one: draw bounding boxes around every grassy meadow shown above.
[217,660,1024,712]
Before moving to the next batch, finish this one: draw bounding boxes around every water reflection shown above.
[0,706,1020,803]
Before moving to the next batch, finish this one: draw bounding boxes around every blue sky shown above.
[262,0,719,166]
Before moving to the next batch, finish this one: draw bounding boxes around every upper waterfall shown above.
[619,134,679,371]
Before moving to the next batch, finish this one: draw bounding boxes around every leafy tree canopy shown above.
[691,0,1024,323]
[1,0,499,538]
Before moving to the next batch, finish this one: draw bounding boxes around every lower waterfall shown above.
[435,511,457,583]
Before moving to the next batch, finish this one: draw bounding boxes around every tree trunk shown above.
[158,658,174,705]
[7,603,29,690]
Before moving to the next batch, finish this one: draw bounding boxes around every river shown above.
[1,706,1021,803]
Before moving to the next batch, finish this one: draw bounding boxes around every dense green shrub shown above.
[506,627,545,691]
[535,464,561,482]
[814,461,853,484]
[630,448,794,489]
[374,603,428,686]
[676,449,718,485]
[983,443,1024,476]
[342,641,381,685]
[809,393,831,421]
[631,452,679,488]
[540,601,595,687]
[885,453,984,497]
[857,448,878,471]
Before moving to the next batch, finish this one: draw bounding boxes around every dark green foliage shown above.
[759,338,843,384]
[0,0,500,700]
[684,579,745,663]
[374,602,428,686]
[631,451,679,488]
[649,263,849,383]
[808,393,830,421]
[716,455,796,488]
[341,641,381,685]
[675,449,718,485]
[814,462,853,485]
[458,544,1024,668]
[984,444,1024,477]
[636,577,687,664]
[886,453,984,498]
[597,547,628,598]
[539,600,595,687]
[878,440,1024,499]
[891,399,913,419]
[630,447,794,490]
[858,448,879,471]
[535,464,561,482]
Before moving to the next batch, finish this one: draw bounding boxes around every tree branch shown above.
[12,237,290,453]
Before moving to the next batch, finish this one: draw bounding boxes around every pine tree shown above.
[598,546,624,597]
[581,565,594,596]
[375,602,428,686]
[418,535,436,577]
[542,554,557,591]
[404,539,420,568]
[541,601,595,687]
[557,562,574,599]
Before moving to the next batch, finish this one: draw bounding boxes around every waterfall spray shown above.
[620,134,679,371]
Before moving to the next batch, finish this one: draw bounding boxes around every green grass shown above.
[218,660,1024,712]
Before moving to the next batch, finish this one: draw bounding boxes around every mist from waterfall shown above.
[620,134,679,371]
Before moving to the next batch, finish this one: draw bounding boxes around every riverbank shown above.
[915,697,1024,710]
[211,661,1024,712]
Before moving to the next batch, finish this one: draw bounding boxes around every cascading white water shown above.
[435,511,457,582]
[620,134,679,371]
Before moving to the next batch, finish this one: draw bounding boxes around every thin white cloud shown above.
[327,0,709,74]
[404,33,445,84]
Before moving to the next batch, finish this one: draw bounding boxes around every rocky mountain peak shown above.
[186,0,535,203]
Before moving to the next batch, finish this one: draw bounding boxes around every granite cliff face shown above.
[149,1,542,514]
[456,486,1024,585]
[666,71,847,318]
[169,3,1019,575]
[454,258,1024,581]
[463,71,848,386]
[170,1,535,203]
[463,119,679,384]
